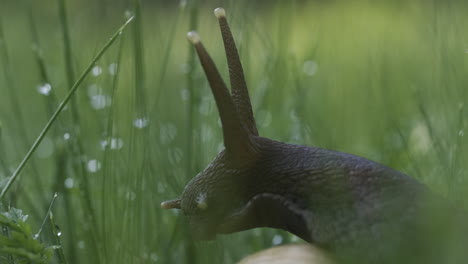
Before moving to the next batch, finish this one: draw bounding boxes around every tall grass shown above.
[0,0,467,263]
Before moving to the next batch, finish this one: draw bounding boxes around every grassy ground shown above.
[0,0,467,263]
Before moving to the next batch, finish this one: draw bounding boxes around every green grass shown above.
[0,0,467,263]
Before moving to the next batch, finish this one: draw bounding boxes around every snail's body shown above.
[181,136,446,263]
[161,8,464,264]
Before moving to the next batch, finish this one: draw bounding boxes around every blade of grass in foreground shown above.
[0,16,135,200]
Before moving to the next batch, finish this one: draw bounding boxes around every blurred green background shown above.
[0,0,467,263]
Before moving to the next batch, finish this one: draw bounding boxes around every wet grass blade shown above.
[0,16,135,200]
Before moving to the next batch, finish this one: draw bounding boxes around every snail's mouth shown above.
[216,193,299,233]
[217,193,313,242]
[191,193,312,242]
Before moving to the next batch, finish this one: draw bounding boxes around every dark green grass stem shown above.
[184,2,198,263]
[0,16,135,200]
[57,0,75,88]
[100,32,125,262]
[132,0,147,118]
[50,212,68,264]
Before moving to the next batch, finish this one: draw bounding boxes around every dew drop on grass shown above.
[57,231,62,237]
[180,88,189,101]
[303,60,318,76]
[87,159,101,173]
[37,83,52,96]
[63,133,71,140]
[124,10,134,19]
[126,191,136,201]
[459,130,465,137]
[168,148,183,165]
[87,84,102,97]
[133,117,149,129]
[150,253,158,262]
[199,96,214,116]
[64,178,74,189]
[92,65,102,76]
[100,137,124,150]
[257,110,272,128]
[180,63,191,74]
[90,95,112,109]
[160,123,177,144]
[272,234,283,245]
[77,240,85,249]
[108,63,118,75]
[200,124,213,143]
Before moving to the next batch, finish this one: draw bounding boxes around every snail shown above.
[161,7,465,264]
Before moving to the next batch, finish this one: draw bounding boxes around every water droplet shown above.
[160,123,177,144]
[257,110,272,128]
[77,240,85,249]
[57,231,62,237]
[124,10,134,19]
[459,130,465,137]
[126,191,136,201]
[179,0,187,9]
[87,84,102,97]
[87,159,101,173]
[110,137,124,149]
[150,253,158,262]
[64,178,74,189]
[157,183,165,194]
[108,63,118,75]
[168,148,183,165]
[199,96,214,116]
[100,137,124,150]
[200,124,213,143]
[63,133,71,140]
[180,63,191,74]
[133,117,149,129]
[92,65,102,76]
[90,95,112,110]
[409,123,431,153]
[37,83,52,96]
[180,88,189,101]
[272,234,283,245]
[33,234,39,239]
[303,60,318,76]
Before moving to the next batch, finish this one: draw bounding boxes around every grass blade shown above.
[0,16,135,200]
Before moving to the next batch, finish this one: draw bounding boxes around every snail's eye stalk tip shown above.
[214,7,226,19]
[161,199,182,209]
[187,31,201,44]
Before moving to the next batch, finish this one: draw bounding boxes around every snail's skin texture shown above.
[180,136,463,263]
[162,7,466,264]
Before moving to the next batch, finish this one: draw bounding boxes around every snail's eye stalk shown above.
[214,7,258,136]
[186,30,257,161]
[161,198,181,210]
